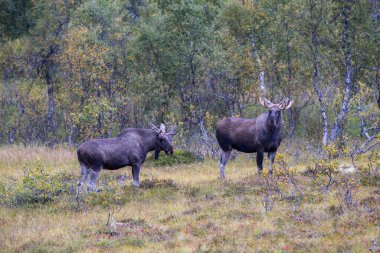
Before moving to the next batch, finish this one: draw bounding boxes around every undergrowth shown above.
[145,150,197,166]
[0,145,378,252]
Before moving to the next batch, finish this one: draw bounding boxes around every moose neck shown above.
[144,130,159,153]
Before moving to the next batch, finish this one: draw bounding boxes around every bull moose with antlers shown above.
[216,97,294,178]
[77,123,176,192]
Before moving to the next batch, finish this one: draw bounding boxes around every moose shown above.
[77,123,176,193]
[216,97,294,178]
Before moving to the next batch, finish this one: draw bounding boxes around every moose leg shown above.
[77,163,89,194]
[87,168,101,192]
[154,150,160,160]
[219,150,231,179]
[268,151,276,174]
[132,164,141,187]
[257,152,264,174]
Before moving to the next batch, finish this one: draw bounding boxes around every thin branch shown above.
[352,134,379,155]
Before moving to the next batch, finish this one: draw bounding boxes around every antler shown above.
[259,97,274,108]
[150,123,162,134]
[167,127,178,135]
[150,122,177,135]
[278,98,294,110]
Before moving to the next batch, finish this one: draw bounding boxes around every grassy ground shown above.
[0,145,379,252]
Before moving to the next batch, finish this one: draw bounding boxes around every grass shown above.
[0,145,379,252]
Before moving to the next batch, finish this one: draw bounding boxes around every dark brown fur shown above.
[216,98,293,178]
[77,124,175,192]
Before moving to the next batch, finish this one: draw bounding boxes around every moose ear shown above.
[159,123,166,132]
[259,97,273,108]
[279,98,294,110]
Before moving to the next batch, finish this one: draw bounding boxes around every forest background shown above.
[0,0,379,156]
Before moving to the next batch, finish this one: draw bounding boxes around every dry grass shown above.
[0,145,379,252]
[0,145,77,179]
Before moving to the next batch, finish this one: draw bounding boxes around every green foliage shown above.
[0,161,75,207]
[360,174,380,187]
[85,180,127,208]
[146,150,197,167]
[304,144,344,192]
[0,0,34,40]
[358,150,380,187]
[139,178,178,189]
[0,0,378,152]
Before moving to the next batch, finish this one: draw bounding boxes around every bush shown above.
[85,181,127,208]
[358,150,380,187]
[139,178,178,189]
[146,150,197,167]
[0,161,76,207]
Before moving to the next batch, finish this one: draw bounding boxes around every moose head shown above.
[259,97,294,128]
[151,123,177,155]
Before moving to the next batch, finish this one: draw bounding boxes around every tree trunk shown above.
[250,33,265,96]
[45,61,57,143]
[357,104,371,140]
[311,28,329,145]
[43,16,71,143]
[69,126,75,146]
[285,20,295,136]
[330,1,353,142]
[8,127,15,144]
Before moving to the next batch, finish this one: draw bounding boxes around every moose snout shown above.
[166,148,174,155]
[268,120,277,127]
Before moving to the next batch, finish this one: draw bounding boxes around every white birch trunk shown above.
[250,34,265,96]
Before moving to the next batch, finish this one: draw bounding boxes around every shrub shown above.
[358,150,380,187]
[139,178,178,189]
[145,150,197,167]
[85,179,129,208]
[0,160,75,207]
